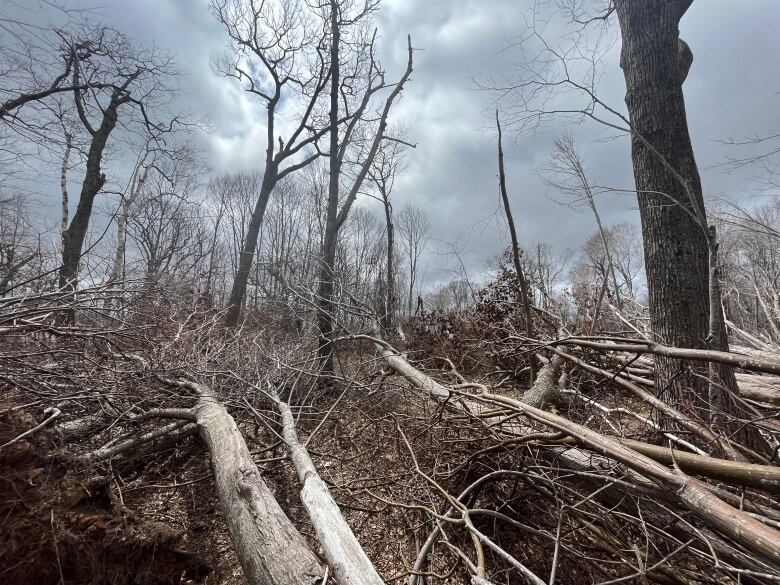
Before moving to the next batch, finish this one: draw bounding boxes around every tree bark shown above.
[614,1,752,443]
[225,172,276,326]
[191,381,323,585]
[60,131,72,247]
[381,192,395,333]
[60,94,120,293]
[316,0,342,377]
[272,390,384,585]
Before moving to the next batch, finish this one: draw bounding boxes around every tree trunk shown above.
[60,131,72,247]
[110,164,150,283]
[496,112,536,383]
[614,1,720,409]
[192,382,323,585]
[382,194,395,333]
[272,390,384,585]
[60,102,118,293]
[225,172,276,326]
[317,0,341,377]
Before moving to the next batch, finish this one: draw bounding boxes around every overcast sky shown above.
[12,0,780,287]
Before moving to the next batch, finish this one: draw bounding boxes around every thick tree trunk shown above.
[192,382,323,585]
[614,1,751,441]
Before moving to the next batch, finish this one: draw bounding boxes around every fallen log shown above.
[179,380,324,585]
[549,346,745,461]
[79,420,194,463]
[735,372,780,406]
[372,341,780,570]
[270,386,384,585]
[553,337,780,375]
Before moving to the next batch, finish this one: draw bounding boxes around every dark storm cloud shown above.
[10,0,780,286]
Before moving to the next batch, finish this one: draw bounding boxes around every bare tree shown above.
[316,0,414,375]
[58,26,178,295]
[0,193,39,294]
[109,148,152,283]
[211,0,332,326]
[544,132,623,314]
[397,203,429,315]
[368,136,408,333]
[496,111,536,381]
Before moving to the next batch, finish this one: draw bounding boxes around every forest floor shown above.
[1,357,598,585]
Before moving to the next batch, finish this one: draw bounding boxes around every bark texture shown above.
[225,173,276,326]
[613,2,756,449]
[274,392,384,585]
[316,0,341,376]
[193,383,323,585]
[59,99,117,291]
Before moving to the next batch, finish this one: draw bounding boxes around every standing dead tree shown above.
[496,111,536,382]
[109,147,153,283]
[368,136,408,334]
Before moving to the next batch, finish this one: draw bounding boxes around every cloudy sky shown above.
[12,0,780,287]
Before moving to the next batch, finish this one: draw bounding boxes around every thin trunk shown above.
[317,0,341,376]
[110,164,150,283]
[382,194,395,332]
[272,389,384,585]
[588,199,623,310]
[60,131,72,246]
[496,111,536,383]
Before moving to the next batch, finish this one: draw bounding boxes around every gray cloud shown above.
[10,0,780,287]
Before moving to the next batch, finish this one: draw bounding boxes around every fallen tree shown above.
[173,379,324,585]
[269,384,384,585]
[368,336,780,571]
